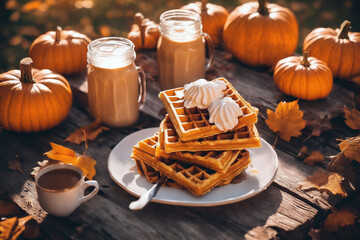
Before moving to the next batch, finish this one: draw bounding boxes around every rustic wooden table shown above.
[0,49,359,240]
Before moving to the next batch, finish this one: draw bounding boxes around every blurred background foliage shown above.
[0,0,359,72]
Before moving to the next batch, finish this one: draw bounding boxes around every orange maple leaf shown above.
[65,119,109,145]
[44,142,97,179]
[338,136,360,163]
[303,151,324,166]
[324,208,357,232]
[0,216,32,240]
[265,100,306,142]
[344,107,360,130]
[299,169,347,197]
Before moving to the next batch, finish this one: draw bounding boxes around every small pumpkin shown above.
[127,13,160,50]
[29,26,91,75]
[0,58,72,132]
[303,20,360,79]
[181,0,229,45]
[273,51,333,101]
[223,0,298,67]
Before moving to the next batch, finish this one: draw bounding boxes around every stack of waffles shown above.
[131,78,261,196]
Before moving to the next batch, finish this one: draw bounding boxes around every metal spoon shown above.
[129,175,167,210]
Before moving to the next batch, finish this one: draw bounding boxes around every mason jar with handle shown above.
[157,9,214,90]
[87,37,146,127]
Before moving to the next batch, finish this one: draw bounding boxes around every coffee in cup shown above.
[36,163,99,217]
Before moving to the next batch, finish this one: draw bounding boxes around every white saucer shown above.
[108,128,278,206]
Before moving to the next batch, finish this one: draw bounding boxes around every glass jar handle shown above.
[136,66,146,106]
[203,33,215,71]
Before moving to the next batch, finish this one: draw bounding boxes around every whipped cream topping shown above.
[183,79,227,109]
[208,97,243,131]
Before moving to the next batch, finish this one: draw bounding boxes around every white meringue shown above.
[208,97,243,131]
[183,79,226,109]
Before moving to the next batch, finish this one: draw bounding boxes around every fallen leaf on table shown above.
[65,119,109,145]
[324,208,357,232]
[299,169,347,197]
[303,151,324,165]
[0,217,18,240]
[265,100,306,142]
[11,216,32,240]
[306,114,333,138]
[338,136,360,163]
[344,107,360,130]
[8,154,23,173]
[0,200,20,216]
[297,145,309,159]
[44,142,97,179]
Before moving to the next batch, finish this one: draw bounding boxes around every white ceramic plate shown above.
[108,128,278,207]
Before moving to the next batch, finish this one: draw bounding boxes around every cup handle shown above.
[80,180,99,204]
[203,32,215,71]
[136,66,146,107]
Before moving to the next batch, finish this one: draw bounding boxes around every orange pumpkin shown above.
[223,0,298,67]
[273,51,333,101]
[0,58,72,132]
[29,26,91,75]
[127,13,160,50]
[181,0,229,45]
[303,20,360,79]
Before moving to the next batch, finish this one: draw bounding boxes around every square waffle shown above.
[134,159,182,188]
[143,133,240,173]
[132,135,252,196]
[159,77,258,142]
[158,115,261,153]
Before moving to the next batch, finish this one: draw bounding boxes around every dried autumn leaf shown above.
[306,114,333,138]
[344,107,360,130]
[0,217,17,240]
[324,208,357,232]
[299,169,347,197]
[74,155,97,180]
[11,216,32,240]
[338,136,360,163]
[303,151,324,165]
[65,119,109,145]
[44,142,97,179]
[265,100,306,142]
[297,145,309,159]
[44,142,77,164]
[8,154,23,173]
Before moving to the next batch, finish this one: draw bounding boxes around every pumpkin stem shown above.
[337,20,351,39]
[20,57,35,84]
[258,0,269,16]
[201,0,208,11]
[301,50,311,67]
[135,13,146,47]
[55,26,62,43]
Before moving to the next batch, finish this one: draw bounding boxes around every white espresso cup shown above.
[35,163,99,217]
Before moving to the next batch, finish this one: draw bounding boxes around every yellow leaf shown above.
[265,100,306,142]
[324,208,357,232]
[303,151,324,165]
[344,108,360,130]
[0,217,17,240]
[44,143,97,179]
[338,136,360,163]
[299,169,347,197]
[76,155,97,180]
